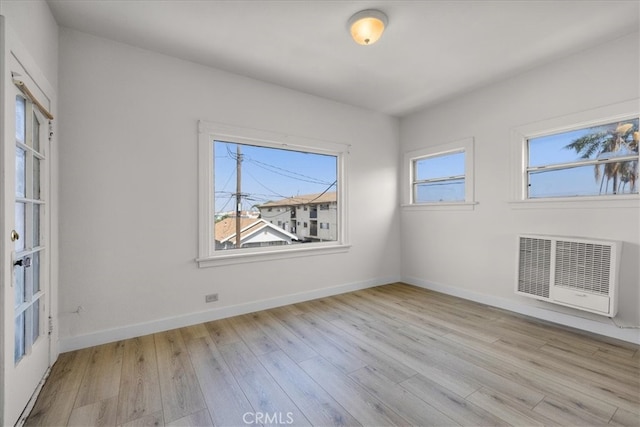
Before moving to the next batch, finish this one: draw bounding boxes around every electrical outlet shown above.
[205,293,218,303]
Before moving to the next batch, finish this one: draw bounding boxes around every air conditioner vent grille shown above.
[555,240,611,295]
[518,237,551,298]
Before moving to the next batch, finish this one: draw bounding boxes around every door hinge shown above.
[48,316,53,335]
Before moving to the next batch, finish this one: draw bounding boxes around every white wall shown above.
[0,0,58,84]
[400,32,640,343]
[58,28,401,350]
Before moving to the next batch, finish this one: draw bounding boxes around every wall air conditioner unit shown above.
[516,234,621,317]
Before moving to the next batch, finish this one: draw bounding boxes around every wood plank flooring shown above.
[25,283,640,426]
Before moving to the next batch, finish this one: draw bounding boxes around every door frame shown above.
[1,16,58,426]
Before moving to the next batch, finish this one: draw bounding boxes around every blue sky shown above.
[528,120,638,197]
[418,119,638,201]
[214,140,337,213]
[215,119,638,209]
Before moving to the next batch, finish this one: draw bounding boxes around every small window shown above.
[526,119,638,198]
[413,151,465,203]
[404,137,475,208]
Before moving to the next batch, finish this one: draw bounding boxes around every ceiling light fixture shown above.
[348,9,388,46]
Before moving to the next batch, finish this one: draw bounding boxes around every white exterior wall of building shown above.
[260,208,292,232]
[260,202,337,241]
[311,203,337,241]
[295,206,310,239]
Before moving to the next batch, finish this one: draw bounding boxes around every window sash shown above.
[510,100,639,205]
[402,137,475,208]
[411,152,467,204]
[522,116,639,199]
[413,174,465,185]
[526,154,638,174]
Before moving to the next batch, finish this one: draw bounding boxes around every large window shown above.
[403,137,475,209]
[526,119,638,198]
[511,101,639,205]
[198,121,349,267]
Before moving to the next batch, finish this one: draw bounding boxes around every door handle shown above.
[14,257,31,268]
[11,230,20,242]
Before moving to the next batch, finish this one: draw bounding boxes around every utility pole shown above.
[235,144,242,248]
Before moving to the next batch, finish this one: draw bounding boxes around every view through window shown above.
[412,151,465,203]
[527,118,639,198]
[213,140,338,251]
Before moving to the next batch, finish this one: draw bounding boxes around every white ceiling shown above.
[47,0,639,117]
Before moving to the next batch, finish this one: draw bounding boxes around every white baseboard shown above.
[59,276,401,352]
[403,276,640,345]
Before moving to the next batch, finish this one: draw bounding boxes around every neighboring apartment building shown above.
[259,192,337,242]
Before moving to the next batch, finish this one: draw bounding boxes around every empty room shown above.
[1,1,638,426]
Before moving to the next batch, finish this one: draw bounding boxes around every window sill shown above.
[509,195,639,210]
[196,243,351,268]
[401,201,478,211]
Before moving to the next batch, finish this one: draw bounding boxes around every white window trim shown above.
[509,99,640,210]
[402,137,476,211]
[197,120,350,268]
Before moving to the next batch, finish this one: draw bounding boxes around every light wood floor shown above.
[25,283,639,426]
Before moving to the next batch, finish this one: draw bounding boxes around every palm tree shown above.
[564,121,638,194]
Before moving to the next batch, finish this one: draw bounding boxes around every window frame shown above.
[197,120,350,267]
[402,137,476,210]
[510,99,640,209]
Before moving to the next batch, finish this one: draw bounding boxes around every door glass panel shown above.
[15,312,25,363]
[32,299,40,343]
[13,90,48,373]
[33,158,41,200]
[16,96,25,143]
[16,148,26,198]
[15,202,25,252]
[14,261,25,308]
[33,112,40,152]
[33,204,40,247]
[32,252,40,293]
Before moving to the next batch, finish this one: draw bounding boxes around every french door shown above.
[2,25,53,426]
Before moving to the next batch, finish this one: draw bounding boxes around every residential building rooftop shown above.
[259,191,337,208]
[214,217,260,244]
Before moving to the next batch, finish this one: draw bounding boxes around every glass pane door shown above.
[14,95,46,364]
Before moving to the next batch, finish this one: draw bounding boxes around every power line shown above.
[245,169,296,201]
[216,195,235,213]
[306,180,337,203]
[219,141,333,186]
[246,157,332,185]
[215,142,337,213]
[218,169,235,193]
